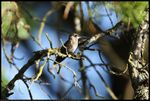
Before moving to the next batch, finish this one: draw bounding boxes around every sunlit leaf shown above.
[114,2,148,28]
[2,10,13,37]
[2,1,30,43]
[17,18,30,39]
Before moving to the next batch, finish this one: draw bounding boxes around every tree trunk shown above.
[128,8,149,100]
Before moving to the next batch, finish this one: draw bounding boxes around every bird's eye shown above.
[74,34,78,37]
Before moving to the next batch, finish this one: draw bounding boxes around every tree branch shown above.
[3,48,82,98]
[128,7,149,100]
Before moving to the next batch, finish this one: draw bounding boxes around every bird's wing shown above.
[54,40,69,65]
[60,40,69,54]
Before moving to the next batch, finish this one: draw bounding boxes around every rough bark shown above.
[128,8,149,100]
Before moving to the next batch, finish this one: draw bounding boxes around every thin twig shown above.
[2,44,20,71]
[13,55,24,60]
[88,80,105,98]
[79,57,89,98]
[30,34,44,49]
[103,2,114,27]
[22,79,33,100]
[79,63,110,72]
[98,51,128,75]
[60,39,69,55]
[37,8,58,43]
[59,74,73,84]
[87,42,98,48]
[47,61,56,79]
[38,83,52,99]
[83,55,118,100]
[84,48,101,51]
[49,58,81,89]
[61,78,81,99]
[63,2,75,19]
[45,33,53,48]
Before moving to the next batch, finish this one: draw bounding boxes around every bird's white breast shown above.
[70,39,78,52]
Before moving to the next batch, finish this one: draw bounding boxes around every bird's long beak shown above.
[78,35,88,39]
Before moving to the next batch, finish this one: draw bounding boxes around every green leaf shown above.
[17,18,30,39]
[2,11,13,37]
[2,1,30,43]
[113,2,148,28]
[6,23,18,43]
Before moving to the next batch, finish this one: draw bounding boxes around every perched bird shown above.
[54,33,81,73]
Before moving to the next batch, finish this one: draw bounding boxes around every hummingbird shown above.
[54,33,81,73]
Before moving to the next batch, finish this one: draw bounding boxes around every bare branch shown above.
[89,82,105,98]
[45,33,53,48]
[22,79,33,100]
[3,48,82,97]
[37,7,60,43]
[83,55,118,100]
[49,58,81,89]
[61,78,82,99]
[103,2,114,27]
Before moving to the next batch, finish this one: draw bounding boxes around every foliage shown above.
[114,2,148,28]
[1,1,30,44]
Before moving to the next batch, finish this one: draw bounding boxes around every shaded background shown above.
[1,1,137,99]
